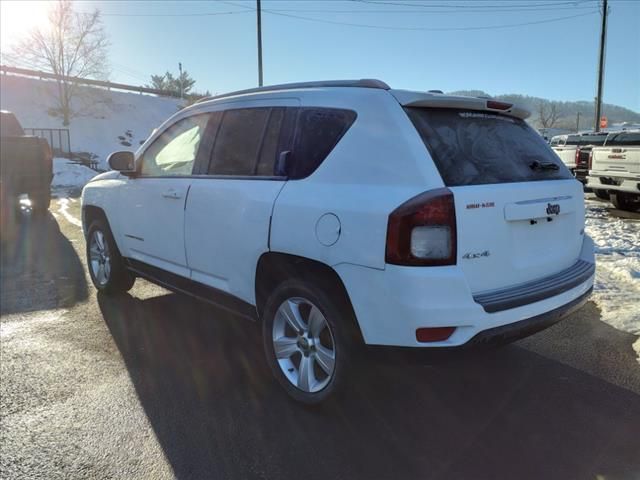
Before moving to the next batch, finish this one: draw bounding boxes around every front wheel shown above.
[86,220,135,294]
[262,279,352,405]
[610,192,640,212]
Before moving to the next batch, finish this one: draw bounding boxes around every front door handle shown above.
[162,189,182,200]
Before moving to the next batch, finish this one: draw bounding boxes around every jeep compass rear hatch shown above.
[405,105,586,296]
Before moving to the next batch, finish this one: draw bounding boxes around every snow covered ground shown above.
[52,158,98,188]
[0,74,183,168]
[585,198,640,362]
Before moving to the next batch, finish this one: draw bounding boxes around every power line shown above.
[81,10,250,17]
[349,0,595,8]
[80,1,599,18]
[242,4,600,15]
[225,2,599,31]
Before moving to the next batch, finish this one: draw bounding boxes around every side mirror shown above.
[107,151,136,174]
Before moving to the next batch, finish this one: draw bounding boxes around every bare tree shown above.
[537,100,561,129]
[9,0,108,125]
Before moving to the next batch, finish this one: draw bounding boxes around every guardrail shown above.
[1,64,180,98]
[24,128,71,157]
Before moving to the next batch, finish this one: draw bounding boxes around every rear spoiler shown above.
[390,89,531,120]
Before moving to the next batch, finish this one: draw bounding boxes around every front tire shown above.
[262,279,352,405]
[610,192,639,212]
[86,219,135,294]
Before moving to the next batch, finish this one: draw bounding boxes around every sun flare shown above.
[0,1,52,52]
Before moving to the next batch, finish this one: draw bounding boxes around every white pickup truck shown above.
[551,132,608,183]
[587,130,640,211]
[551,134,579,170]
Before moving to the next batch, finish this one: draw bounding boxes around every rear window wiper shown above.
[529,161,559,171]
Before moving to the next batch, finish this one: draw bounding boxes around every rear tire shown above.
[86,219,135,294]
[594,190,609,200]
[610,192,640,212]
[262,278,354,405]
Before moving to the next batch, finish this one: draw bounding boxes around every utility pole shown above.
[178,62,183,99]
[257,0,263,87]
[594,0,608,132]
[576,111,581,132]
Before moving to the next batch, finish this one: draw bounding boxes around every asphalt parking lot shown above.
[1,194,640,480]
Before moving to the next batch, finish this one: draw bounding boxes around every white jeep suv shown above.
[82,79,595,404]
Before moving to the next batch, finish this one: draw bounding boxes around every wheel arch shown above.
[82,205,109,239]
[255,252,364,342]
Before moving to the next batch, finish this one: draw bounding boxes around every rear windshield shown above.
[604,132,640,146]
[0,112,24,136]
[406,108,572,186]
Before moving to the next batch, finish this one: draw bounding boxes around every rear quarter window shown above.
[406,108,572,186]
[290,108,356,179]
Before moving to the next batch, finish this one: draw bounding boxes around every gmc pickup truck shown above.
[0,110,53,214]
[551,132,608,185]
[587,130,640,211]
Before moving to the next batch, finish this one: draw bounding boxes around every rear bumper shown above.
[587,173,640,195]
[336,236,595,348]
[466,287,591,346]
[473,259,594,313]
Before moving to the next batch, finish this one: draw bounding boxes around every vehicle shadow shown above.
[0,211,88,314]
[98,292,640,480]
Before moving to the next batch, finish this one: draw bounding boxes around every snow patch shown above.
[585,199,640,362]
[52,158,97,188]
[56,197,82,228]
[0,75,183,168]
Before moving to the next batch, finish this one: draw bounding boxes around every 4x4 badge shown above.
[462,250,490,260]
[546,203,561,215]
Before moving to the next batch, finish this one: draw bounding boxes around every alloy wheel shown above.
[272,297,336,393]
[89,230,111,286]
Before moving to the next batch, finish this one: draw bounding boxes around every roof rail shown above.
[196,79,390,104]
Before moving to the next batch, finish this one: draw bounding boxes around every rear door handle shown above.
[162,189,182,200]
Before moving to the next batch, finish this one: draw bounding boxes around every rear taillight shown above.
[588,150,594,170]
[386,187,457,266]
[575,148,581,165]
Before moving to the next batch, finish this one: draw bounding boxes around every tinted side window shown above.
[578,135,607,146]
[605,132,640,146]
[209,108,270,175]
[256,108,285,176]
[290,108,357,179]
[565,135,580,146]
[141,114,209,176]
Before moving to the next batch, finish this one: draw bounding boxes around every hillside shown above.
[0,74,183,168]
[449,89,640,131]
